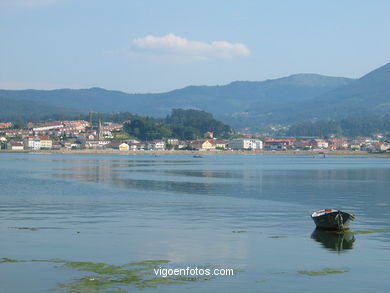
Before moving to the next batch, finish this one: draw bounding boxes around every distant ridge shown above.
[284,62,390,121]
[0,74,354,125]
[1,62,389,128]
[0,95,76,122]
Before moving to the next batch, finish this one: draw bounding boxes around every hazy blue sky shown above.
[1,0,389,93]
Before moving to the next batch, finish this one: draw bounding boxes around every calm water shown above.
[0,153,389,292]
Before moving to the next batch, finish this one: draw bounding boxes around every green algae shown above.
[375,202,390,206]
[232,230,247,233]
[335,229,388,235]
[297,268,350,276]
[57,259,210,292]
[351,229,389,235]
[1,258,211,292]
[0,258,18,263]
[9,226,39,231]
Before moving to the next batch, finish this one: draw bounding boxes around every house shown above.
[213,139,228,149]
[189,139,216,150]
[100,129,113,139]
[176,141,188,149]
[264,139,293,151]
[62,120,90,130]
[378,141,390,152]
[52,141,62,150]
[8,141,24,151]
[84,140,110,149]
[107,141,130,151]
[294,140,312,150]
[0,122,13,129]
[63,138,83,149]
[129,142,145,151]
[119,143,130,151]
[146,140,166,151]
[32,122,63,134]
[312,139,329,149]
[166,138,179,146]
[4,129,31,137]
[328,139,348,150]
[101,122,123,132]
[39,136,53,149]
[349,141,362,151]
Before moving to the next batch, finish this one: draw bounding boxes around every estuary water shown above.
[0,153,389,292]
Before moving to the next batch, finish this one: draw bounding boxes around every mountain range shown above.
[1,62,389,129]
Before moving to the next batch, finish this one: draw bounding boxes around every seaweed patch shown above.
[297,268,350,276]
[335,229,388,235]
[0,258,212,292]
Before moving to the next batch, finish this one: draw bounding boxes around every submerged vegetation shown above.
[346,229,388,235]
[297,268,350,276]
[8,226,39,231]
[0,258,211,292]
[232,230,247,233]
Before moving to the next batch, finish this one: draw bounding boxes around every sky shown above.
[0,0,389,93]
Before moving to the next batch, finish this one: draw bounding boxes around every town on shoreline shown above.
[1,120,389,154]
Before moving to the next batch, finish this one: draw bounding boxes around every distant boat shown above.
[193,155,203,158]
[311,209,355,231]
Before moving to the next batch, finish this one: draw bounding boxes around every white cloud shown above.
[130,34,250,62]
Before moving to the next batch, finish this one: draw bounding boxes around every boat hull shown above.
[311,210,355,231]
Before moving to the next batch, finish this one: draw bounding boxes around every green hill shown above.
[1,62,390,129]
[0,74,353,126]
[292,62,390,120]
[0,96,79,122]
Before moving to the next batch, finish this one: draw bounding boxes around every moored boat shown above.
[311,209,355,231]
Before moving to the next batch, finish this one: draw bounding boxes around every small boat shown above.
[311,209,355,231]
[193,154,203,158]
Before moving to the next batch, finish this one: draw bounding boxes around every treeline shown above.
[286,117,390,137]
[124,109,232,140]
[1,105,232,140]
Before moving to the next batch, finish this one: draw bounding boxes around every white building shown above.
[146,140,165,151]
[32,122,63,134]
[84,140,110,149]
[8,141,24,151]
[251,139,263,150]
[313,139,329,149]
[228,139,263,150]
[23,136,41,150]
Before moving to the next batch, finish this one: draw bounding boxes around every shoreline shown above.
[0,149,387,156]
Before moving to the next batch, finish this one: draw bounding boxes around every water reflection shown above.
[311,228,355,252]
